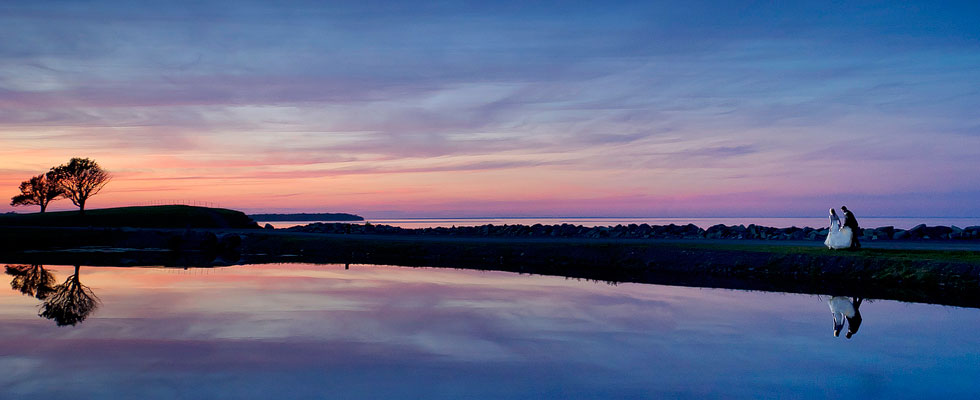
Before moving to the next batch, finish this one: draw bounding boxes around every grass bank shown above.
[2,227,979,308]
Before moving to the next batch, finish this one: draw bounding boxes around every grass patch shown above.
[674,242,980,264]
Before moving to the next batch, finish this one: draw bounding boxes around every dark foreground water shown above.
[1,263,979,399]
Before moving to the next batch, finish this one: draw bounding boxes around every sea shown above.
[258,217,980,230]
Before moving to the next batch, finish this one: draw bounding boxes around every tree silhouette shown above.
[5,264,57,300]
[10,171,64,213]
[39,265,100,326]
[51,158,110,215]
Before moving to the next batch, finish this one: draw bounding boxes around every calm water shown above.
[1,263,979,399]
[260,217,980,230]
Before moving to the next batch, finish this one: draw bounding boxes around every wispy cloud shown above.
[1,1,979,215]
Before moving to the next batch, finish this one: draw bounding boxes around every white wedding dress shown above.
[824,214,852,249]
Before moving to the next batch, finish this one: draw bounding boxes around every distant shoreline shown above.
[286,221,980,243]
[261,216,980,230]
[249,213,363,222]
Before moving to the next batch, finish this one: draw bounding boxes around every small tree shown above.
[52,158,111,215]
[10,171,64,213]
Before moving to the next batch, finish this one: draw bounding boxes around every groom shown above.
[841,206,861,249]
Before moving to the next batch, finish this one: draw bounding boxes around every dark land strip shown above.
[3,225,980,309]
[3,206,980,308]
[287,221,980,246]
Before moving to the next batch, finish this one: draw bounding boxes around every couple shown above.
[825,206,860,250]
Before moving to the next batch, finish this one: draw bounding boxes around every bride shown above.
[825,208,852,249]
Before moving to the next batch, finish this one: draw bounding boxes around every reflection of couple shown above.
[828,296,863,338]
[825,206,861,250]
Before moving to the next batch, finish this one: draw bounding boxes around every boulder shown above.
[875,226,895,240]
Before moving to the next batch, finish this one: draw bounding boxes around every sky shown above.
[1,0,979,217]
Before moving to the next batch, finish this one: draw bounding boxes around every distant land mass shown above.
[249,213,364,222]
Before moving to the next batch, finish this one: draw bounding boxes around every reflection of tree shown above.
[5,264,56,300]
[39,265,100,326]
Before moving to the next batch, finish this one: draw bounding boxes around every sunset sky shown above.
[2,1,978,217]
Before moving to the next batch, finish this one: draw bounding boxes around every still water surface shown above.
[1,263,978,399]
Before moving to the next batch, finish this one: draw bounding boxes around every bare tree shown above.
[39,265,100,326]
[52,158,111,215]
[5,264,57,300]
[10,171,64,213]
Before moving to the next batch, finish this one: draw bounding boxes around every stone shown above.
[910,224,927,234]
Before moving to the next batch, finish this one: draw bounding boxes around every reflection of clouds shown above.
[71,265,682,362]
[2,264,980,397]
[0,356,45,394]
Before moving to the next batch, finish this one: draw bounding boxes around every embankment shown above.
[2,226,980,308]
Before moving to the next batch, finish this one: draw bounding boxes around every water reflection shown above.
[5,264,56,300]
[40,265,100,326]
[828,296,864,338]
[4,264,100,326]
[0,263,978,398]
[3,262,883,339]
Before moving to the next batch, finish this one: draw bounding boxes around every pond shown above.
[1,263,978,399]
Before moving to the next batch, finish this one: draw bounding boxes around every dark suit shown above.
[842,209,860,249]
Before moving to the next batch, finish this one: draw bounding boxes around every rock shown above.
[921,226,952,240]
[264,223,275,230]
[217,234,242,251]
[909,224,927,238]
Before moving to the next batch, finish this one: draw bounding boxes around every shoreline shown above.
[2,225,980,308]
[260,217,980,231]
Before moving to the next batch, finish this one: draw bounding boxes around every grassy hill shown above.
[0,205,259,229]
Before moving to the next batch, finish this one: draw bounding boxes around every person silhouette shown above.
[840,206,861,249]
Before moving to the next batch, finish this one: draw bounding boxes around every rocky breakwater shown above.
[286,222,980,242]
